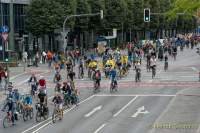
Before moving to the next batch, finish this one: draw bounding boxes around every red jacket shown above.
[39,79,46,87]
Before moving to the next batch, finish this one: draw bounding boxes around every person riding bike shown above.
[62,82,72,106]
[23,95,33,111]
[28,74,38,96]
[110,67,117,87]
[37,89,47,105]
[150,56,157,78]
[93,68,101,89]
[54,72,61,83]
[78,59,84,78]
[135,61,141,82]
[38,78,47,94]
[2,98,18,125]
[52,93,63,117]
[164,54,168,71]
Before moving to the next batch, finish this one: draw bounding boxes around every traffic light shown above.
[144,8,150,22]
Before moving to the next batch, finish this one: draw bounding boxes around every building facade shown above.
[0,0,29,59]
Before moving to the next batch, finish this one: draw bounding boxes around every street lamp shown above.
[62,10,104,53]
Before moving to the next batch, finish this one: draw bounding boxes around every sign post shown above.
[0,25,9,94]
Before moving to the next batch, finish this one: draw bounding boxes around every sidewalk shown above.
[0,63,50,103]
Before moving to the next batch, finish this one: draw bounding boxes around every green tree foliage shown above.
[75,0,91,31]
[166,0,200,20]
[26,0,65,36]
[104,0,127,29]
[26,0,198,39]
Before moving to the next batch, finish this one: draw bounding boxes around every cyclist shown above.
[54,72,61,83]
[150,56,157,78]
[68,69,75,81]
[38,78,47,94]
[146,53,151,72]
[62,82,72,106]
[164,54,168,71]
[23,95,33,105]
[52,93,63,117]
[78,58,84,78]
[93,68,101,88]
[110,67,117,88]
[135,61,141,82]
[28,74,38,96]
[2,98,17,125]
[37,89,47,106]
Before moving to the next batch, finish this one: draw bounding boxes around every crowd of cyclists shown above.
[1,33,200,127]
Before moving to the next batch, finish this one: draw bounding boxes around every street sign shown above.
[1,33,9,41]
[0,25,9,33]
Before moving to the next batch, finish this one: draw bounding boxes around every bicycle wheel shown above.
[23,109,28,121]
[29,108,34,119]
[52,109,57,123]
[3,116,12,128]
[35,111,41,122]
[43,108,49,120]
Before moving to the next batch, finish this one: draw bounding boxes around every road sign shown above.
[1,33,8,41]
[0,25,9,33]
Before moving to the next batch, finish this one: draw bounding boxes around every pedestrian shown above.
[47,51,53,68]
[22,51,28,64]
[42,51,47,64]
[35,51,39,67]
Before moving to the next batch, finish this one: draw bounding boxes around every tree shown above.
[75,0,91,31]
[166,0,200,20]
[104,0,127,29]
[26,0,65,50]
[26,0,65,36]
[87,0,105,30]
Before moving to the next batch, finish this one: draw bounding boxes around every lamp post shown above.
[62,10,103,53]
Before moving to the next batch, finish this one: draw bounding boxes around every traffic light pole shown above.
[62,11,103,53]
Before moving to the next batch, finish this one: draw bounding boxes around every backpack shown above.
[47,52,52,60]
[95,72,100,80]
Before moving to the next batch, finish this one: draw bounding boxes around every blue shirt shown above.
[110,69,117,80]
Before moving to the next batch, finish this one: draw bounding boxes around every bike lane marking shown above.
[113,96,138,117]
[22,95,95,133]
[93,123,107,133]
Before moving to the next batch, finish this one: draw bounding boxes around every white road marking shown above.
[132,106,149,118]
[113,96,138,117]
[148,92,178,133]
[93,123,106,133]
[95,94,176,97]
[84,105,102,117]
[16,71,49,86]
[29,95,95,133]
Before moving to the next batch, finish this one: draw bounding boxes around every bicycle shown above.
[35,103,49,122]
[164,61,168,71]
[110,79,118,93]
[93,80,100,93]
[54,82,62,93]
[152,66,156,79]
[29,82,37,98]
[78,67,84,79]
[135,68,141,82]
[22,104,33,121]
[2,111,13,128]
[52,104,63,123]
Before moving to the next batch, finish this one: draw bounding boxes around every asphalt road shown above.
[0,46,200,133]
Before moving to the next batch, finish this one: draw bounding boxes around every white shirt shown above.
[23,51,28,59]
[150,58,156,67]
